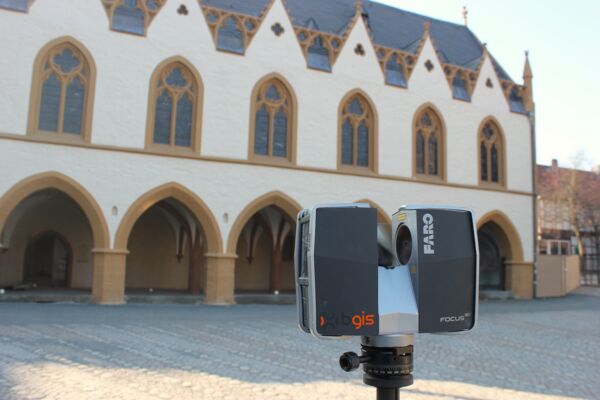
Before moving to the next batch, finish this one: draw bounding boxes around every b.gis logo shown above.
[319,311,376,331]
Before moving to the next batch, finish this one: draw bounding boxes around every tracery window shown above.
[251,78,294,162]
[101,0,165,36]
[0,0,32,12]
[217,16,244,54]
[307,36,331,72]
[414,107,444,179]
[340,93,375,170]
[385,55,407,88]
[509,86,527,114]
[479,120,504,185]
[149,62,200,151]
[296,29,344,73]
[31,42,94,139]
[452,72,470,101]
[202,7,261,55]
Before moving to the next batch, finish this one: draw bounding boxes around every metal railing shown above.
[581,254,600,286]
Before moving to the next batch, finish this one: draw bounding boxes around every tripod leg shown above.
[376,388,399,400]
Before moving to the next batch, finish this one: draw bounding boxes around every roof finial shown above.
[462,6,468,26]
[523,50,533,79]
[355,0,362,16]
[423,21,431,35]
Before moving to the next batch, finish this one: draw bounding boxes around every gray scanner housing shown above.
[294,204,478,338]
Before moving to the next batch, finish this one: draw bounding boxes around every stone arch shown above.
[0,172,109,250]
[354,199,391,225]
[227,191,302,254]
[114,182,222,254]
[477,210,524,262]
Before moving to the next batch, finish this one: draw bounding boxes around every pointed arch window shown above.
[101,0,165,36]
[250,77,295,163]
[216,16,245,54]
[307,36,332,72]
[0,0,32,12]
[385,55,407,88]
[340,93,376,171]
[479,120,504,186]
[147,61,201,152]
[29,40,95,141]
[414,107,444,179]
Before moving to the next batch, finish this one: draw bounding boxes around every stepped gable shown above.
[200,0,514,81]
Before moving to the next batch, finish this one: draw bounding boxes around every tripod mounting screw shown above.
[339,352,361,372]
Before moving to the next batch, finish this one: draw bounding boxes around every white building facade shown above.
[0,0,536,303]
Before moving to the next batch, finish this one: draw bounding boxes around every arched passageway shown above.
[115,183,222,296]
[235,205,296,293]
[229,192,301,294]
[0,188,95,290]
[477,211,523,292]
[125,199,205,293]
[24,231,71,288]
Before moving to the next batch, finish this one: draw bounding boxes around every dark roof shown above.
[200,0,512,80]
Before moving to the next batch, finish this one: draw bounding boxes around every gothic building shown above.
[0,0,536,303]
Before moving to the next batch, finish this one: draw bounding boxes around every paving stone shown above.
[0,291,599,400]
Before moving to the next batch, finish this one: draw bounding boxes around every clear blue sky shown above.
[378,0,600,168]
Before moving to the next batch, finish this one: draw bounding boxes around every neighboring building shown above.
[0,0,536,303]
[537,160,600,256]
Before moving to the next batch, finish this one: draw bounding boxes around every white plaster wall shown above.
[0,0,532,187]
[0,140,535,261]
[0,1,535,261]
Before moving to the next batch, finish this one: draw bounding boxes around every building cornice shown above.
[0,132,534,198]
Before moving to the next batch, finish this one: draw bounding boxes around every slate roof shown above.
[200,0,514,81]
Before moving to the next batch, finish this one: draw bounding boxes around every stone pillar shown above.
[204,253,237,305]
[506,261,534,299]
[91,249,128,305]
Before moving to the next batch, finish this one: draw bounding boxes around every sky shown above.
[377,0,600,169]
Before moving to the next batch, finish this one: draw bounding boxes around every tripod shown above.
[339,335,414,400]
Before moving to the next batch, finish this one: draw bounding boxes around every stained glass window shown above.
[479,121,503,185]
[103,0,165,36]
[252,78,293,161]
[452,73,470,101]
[217,17,244,54]
[151,62,198,149]
[385,55,407,88]
[36,43,90,138]
[307,36,331,72]
[0,0,30,12]
[509,87,527,114]
[340,94,374,169]
[414,108,443,178]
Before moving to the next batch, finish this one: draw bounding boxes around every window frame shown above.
[478,117,506,188]
[412,104,446,181]
[145,57,203,155]
[27,36,96,143]
[248,74,297,166]
[337,90,378,174]
[101,0,166,37]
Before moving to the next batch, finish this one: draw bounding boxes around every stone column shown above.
[204,253,237,305]
[506,261,534,299]
[91,249,128,305]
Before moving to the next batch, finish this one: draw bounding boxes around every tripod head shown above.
[339,335,414,400]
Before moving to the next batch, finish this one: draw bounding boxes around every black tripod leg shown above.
[376,388,399,400]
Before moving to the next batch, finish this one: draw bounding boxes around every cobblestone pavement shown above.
[1,290,599,400]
